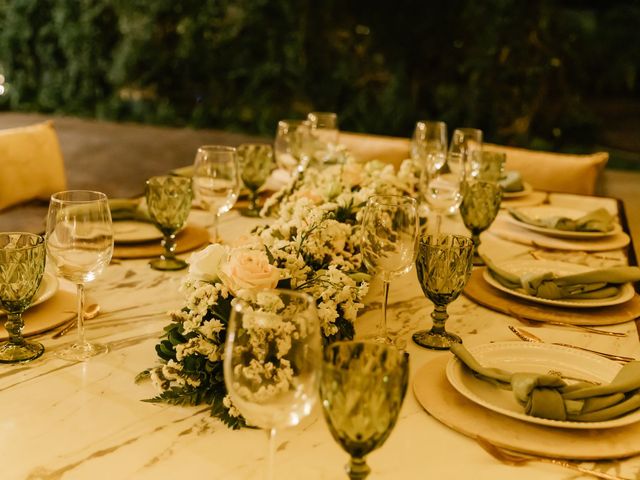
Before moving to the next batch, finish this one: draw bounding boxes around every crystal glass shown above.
[0,233,46,363]
[460,180,503,264]
[320,341,409,480]
[237,143,275,217]
[307,111,340,166]
[192,145,240,242]
[474,151,506,183]
[46,190,113,361]
[410,120,447,165]
[145,175,193,270]
[274,119,313,175]
[223,289,321,480]
[361,195,418,348]
[412,234,474,350]
[450,127,483,178]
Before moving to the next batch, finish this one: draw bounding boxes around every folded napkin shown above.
[483,255,640,300]
[451,344,640,422]
[509,207,615,232]
[109,198,151,222]
[499,171,524,192]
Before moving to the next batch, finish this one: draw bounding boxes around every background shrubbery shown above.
[1,0,639,159]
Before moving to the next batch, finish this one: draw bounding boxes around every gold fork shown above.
[508,309,628,337]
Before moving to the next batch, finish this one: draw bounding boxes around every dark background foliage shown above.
[1,0,639,165]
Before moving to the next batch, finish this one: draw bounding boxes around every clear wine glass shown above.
[192,145,240,243]
[307,112,340,166]
[274,119,313,175]
[460,180,503,264]
[46,190,113,361]
[0,233,46,363]
[320,341,409,480]
[412,234,474,350]
[145,175,193,270]
[450,127,483,179]
[411,120,447,165]
[237,143,275,217]
[361,195,418,349]
[223,289,321,480]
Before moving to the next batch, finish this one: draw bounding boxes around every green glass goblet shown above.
[320,341,409,480]
[459,180,503,264]
[0,232,46,363]
[412,234,474,350]
[145,175,193,271]
[474,151,506,183]
[237,143,275,217]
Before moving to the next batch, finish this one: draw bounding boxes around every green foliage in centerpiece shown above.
[141,157,417,427]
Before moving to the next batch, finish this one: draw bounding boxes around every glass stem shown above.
[434,213,442,237]
[265,427,276,480]
[381,278,390,340]
[76,283,86,346]
[346,455,371,480]
[161,233,177,260]
[430,304,449,334]
[249,190,259,212]
[210,210,219,243]
[5,312,25,345]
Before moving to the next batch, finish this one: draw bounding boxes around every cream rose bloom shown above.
[188,244,229,282]
[220,248,281,294]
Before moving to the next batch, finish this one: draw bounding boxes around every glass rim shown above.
[415,120,446,129]
[231,288,316,315]
[277,119,312,129]
[366,194,417,207]
[237,142,273,149]
[146,175,192,185]
[419,233,474,247]
[323,340,409,364]
[50,190,108,204]
[197,145,236,154]
[0,232,45,251]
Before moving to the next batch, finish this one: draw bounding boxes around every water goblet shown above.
[145,175,193,270]
[410,120,447,165]
[475,151,506,183]
[46,190,113,361]
[237,143,275,217]
[361,195,418,348]
[459,180,503,264]
[450,127,483,178]
[223,289,321,480]
[274,119,313,175]
[412,234,474,350]
[192,145,240,242]
[320,341,409,480]
[0,233,46,363]
[307,111,340,166]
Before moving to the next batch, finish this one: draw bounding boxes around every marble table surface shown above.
[2,196,640,480]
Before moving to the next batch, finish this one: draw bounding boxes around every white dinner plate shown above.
[446,342,640,429]
[113,221,163,244]
[501,182,533,199]
[506,206,622,239]
[0,272,58,315]
[483,259,636,308]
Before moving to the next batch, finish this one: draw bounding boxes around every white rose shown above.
[341,162,364,187]
[220,248,281,294]
[188,244,229,282]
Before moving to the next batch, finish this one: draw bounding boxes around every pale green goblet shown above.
[320,341,409,480]
[0,232,46,363]
[145,175,193,271]
[459,180,503,264]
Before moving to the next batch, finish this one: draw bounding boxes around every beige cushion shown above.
[484,143,608,195]
[339,131,410,170]
[0,121,67,211]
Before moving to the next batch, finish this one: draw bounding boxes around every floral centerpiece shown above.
[141,155,416,428]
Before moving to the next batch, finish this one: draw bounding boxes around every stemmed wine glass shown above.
[361,195,418,348]
[320,341,409,480]
[192,145,240,243]
[307,111,340,166]
[274,119,313,176]
[412,234,474,350]
[0,233,46,363]
[46,190,113,361]
[411,120,447,165]
[450,128,483,178]
[223,289,321,480]
[237,143,275,217]
[145,175,193,270]
[459,180,503,264]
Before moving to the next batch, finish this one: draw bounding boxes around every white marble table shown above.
[2,197,640,480]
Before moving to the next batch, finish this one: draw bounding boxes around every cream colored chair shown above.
[0,121,67,211]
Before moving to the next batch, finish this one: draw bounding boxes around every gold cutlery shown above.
[508,309,627,337]
[476,437,630,480]
[52,304,101,339]
[508,326,635,363]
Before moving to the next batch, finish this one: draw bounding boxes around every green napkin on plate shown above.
[109,198,151,222]
[509,207,615,232]
[499,171,524,193]
[483,255,640,300]
[451,343,640,422]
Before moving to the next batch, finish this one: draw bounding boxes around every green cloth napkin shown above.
[483,255,640,300]
[499,171,524,192]
[509,207,615,232]
[109,198,152,222]
[451,343,640,422]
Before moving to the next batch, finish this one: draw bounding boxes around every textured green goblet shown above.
[0,233,46,363]
[145,175,193,270]
[460,180,502,265]
[474,151,506,183]
[237,143,275,217]
[412,234,474,350]
[320,341,409,480]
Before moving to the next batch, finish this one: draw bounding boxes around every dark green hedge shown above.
[1,0,639,150]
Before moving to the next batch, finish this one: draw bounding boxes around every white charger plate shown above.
[113,221,163,244]
[446,342,640,429]
[0,272,58,315]
[483,258,635,308]
[506,206,622,239]
[502,182,533,199]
